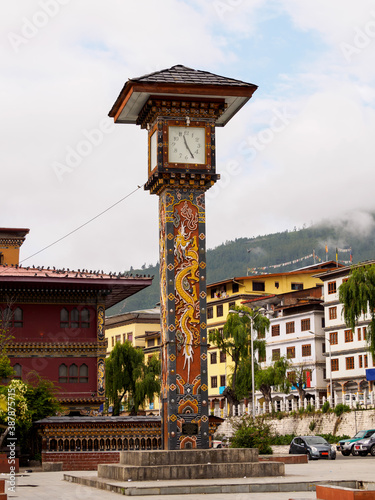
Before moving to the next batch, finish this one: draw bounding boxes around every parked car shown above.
[289,436,336,460]
[353,432,375,456]
[337,429,375,456]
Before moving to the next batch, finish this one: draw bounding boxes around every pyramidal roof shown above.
[109,65,258,127]
[131,65,256,88]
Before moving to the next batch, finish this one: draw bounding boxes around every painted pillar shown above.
[159,188,209,450]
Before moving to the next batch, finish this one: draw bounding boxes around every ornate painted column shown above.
[108,64,257,449]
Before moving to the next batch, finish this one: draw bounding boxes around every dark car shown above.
[289,436,336,460]
[353,432,375,456]
[337,429,375,456]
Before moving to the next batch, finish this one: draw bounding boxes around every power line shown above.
[18,184,144,266]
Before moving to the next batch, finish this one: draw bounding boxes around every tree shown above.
[287,364,311,402]
[209,306,268,409]
[255,357,291,406]
[339,264,375,357]
[0,302,16,380]
[105,341,161,416]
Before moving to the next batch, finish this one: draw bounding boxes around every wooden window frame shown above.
[271,324,280,337]
[328,281,337,294]
[346,357,355,370]
[329,307,337,320]
[286,321,295,334]
[344,329,353,343]
[302,344,312,357]
[286,346,295,359]
[331,358,339,371]
[301,318,311,332]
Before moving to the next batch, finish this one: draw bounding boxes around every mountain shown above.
[107,216,375,316]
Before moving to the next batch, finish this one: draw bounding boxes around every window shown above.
[301,319,310,331]
[0,253,3,265]
[111,337,114,347]
[211,376,217,388]
[328,281,337,294]
[291,283,303,291]
[286,321,295,334]
[81,308,90,328]
[13,363,22,379]
[322,317,325,328]
[60,307,91,328]
[123,334,127,343]
[13,307,23,327]
[275,281,279,289]
[287,346,295,359]
[253,281,265,292]
[363,327,367,340]
[216,305,223,317]
[69,364,78,383]
[346,357,355,370]
[79,364,88,383]
[344,329,353,343]
[232,283,239,294]
[359,355,363,368]
[127,333,133,342]
[329,307,337,320]
[271,324,280,337]
[229,301,235,310]
[60,308,69,328]
[59,364,68,383]
[330,332,338,345]
[207,307,213,319]
[210,352,217,364]
[220,375,226,387]
[322,342,326,354]
[147,338,155,348]
[364,354,368,368]
[331,358,339,371]
[272,349,280,361]
[357,328,361,341]
[287,371,296,383]
[210,288,217,299]
[71,308,79,329]
[220,351,226,363]
[302,344,311,357]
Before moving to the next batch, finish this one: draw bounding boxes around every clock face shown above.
[168,126,206,165]
[150,131,157,170]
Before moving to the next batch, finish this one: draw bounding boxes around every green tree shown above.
[0,305,15,379]
[105,341,161,416]
[209,306,268,408]
[255,356,291,406]
[339,264,375,357]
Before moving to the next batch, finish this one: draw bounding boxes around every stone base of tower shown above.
[97,448,284,481]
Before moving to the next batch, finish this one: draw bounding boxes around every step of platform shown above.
[98,449,284,481]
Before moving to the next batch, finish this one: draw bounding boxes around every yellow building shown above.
[0,228,29,266]
[206,262,342,412]
[105,307,161,414]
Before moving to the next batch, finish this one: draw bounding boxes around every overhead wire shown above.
[16,184,144,266]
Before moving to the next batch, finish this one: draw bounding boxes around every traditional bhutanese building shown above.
[206,262,343,412]
[0,228,153,415]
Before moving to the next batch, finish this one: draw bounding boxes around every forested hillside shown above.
[107,216,375,316]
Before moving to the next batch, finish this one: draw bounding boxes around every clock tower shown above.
[109,65,257,450]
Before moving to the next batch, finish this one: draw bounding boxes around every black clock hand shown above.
[183,135,194,158]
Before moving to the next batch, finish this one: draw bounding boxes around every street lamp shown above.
[228,307,266,420]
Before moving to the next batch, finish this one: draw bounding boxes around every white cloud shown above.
[2,0,375,273]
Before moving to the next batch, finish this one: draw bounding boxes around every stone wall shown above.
[216,409,375,439]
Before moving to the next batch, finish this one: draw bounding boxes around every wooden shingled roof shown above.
[109,65,258,127]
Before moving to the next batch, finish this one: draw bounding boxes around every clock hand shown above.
[183,135,194,158]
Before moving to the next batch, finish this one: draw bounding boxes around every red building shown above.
[0,228,152,414]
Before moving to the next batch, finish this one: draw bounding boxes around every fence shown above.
[213,391,375,419]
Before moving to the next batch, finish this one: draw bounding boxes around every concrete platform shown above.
[97,448,284,481]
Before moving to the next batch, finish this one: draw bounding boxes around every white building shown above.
[315,263,375,405]
[248,287,327,407]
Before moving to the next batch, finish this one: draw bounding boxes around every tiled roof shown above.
[131,65,255,87]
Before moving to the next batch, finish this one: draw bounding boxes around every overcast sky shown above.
[2,1,375,273]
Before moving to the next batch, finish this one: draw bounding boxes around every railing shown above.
[213,391,375,419]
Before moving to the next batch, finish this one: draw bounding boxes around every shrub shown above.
[321,401,330,413]
[317,433,350,444]
[309,420,316,432]
[230,416,273,454]
[306,404,315,414]
[333,404,350,417]
[270,434,295,445]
